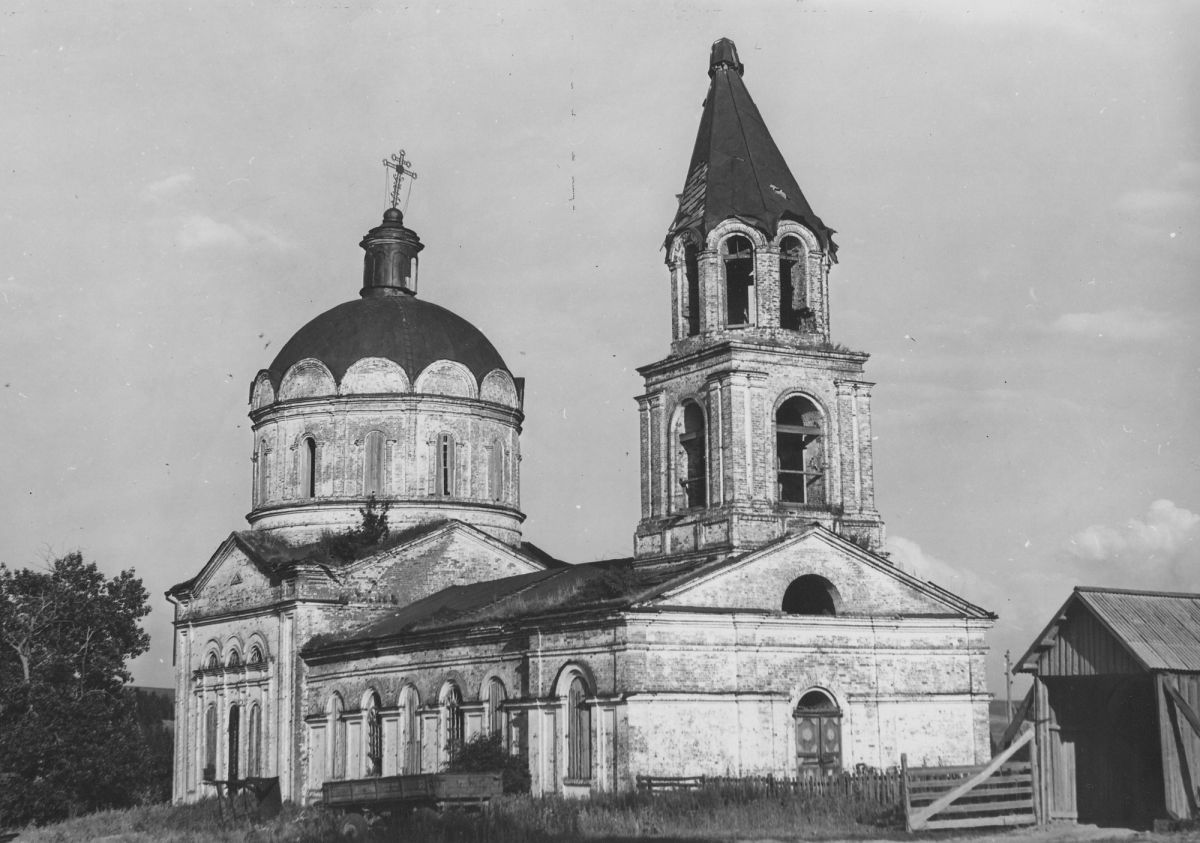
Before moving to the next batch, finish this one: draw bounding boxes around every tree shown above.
[0,553,155,827]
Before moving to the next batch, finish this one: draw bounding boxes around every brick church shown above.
[168,38,994,804]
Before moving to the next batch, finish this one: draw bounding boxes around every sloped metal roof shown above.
[1076,587,1200,672]
[666,38,836,256]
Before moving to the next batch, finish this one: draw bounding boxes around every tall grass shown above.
[13,783,902,842]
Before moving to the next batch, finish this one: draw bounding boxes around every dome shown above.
[267,295,509,390]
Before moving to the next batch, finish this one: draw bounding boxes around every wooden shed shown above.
[1016,587,1200,829]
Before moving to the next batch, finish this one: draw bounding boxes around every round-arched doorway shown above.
[794,690,842,777]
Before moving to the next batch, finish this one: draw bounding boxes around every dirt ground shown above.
[734,823,1200,843]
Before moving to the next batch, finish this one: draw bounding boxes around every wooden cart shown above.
[320,772,503,838]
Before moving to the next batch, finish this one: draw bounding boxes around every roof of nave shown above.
[303,525,993,659]
[1017,586,1200,674]
[265,294,509,391]
[666,38,836,257]
[164,520,566,599]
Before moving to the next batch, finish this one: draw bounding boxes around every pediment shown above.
[646,527,991,619]
[188,534,272,597]
[341,522,550,608]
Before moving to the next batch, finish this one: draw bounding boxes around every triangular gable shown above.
[338,521,552,609]
[183,533,274,598]
[1016,588,1163,676]
[642,526,992,619]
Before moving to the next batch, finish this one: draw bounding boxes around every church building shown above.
[168,39,994,804]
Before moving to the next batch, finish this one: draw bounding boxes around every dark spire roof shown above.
[666,38,837,258]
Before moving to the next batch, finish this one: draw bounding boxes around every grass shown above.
[11,785,902,843]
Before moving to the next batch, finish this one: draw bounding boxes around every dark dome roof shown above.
[267,295,509,389]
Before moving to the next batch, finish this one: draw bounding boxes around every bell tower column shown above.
[632,38,886,563]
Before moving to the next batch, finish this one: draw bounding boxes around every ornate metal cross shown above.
[382,149,418,208]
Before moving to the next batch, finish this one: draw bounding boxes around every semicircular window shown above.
[782,574,840,616]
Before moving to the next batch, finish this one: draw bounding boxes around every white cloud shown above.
[1051,308,1176,342]
[887,535,993,606]
[175,214,247,250]
[1115,188,1198,217]
[1066,500,1200,591]
[142,171,195,201]
[173,214,292,252]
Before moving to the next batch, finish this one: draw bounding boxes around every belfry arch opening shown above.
[683,241,701,336]
[678,402,707,509]
[776,396,825,505]
[782,574,840,616]
[778,235,809,330]
[723,234,755,326]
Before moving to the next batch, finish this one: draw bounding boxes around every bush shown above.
[316,495,391,563]
[445,731,531,794]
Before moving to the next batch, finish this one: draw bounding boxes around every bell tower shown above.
[634,38,885,561]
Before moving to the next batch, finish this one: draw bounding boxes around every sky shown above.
[2,1,1197,701]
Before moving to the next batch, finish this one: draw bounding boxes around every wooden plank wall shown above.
[1158,674,1200,821]
[1035,607,1141,677]
[1034,677,1077,822]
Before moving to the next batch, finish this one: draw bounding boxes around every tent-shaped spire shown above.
[667,38,837,259]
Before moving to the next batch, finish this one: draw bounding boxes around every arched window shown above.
[783,574,840,616]
[778,236,809,330]
[678,402,707,509]
[683,241,701,336]
[440,684,464,768]
[227,649,241,668]
[488,442,504,502]
[300,436,318,498]
[255,440,271,506]
[248,645,264,665]
[435,433,456,497]
[329,694,346,781]
[723,234,755,326]
[566,676,592,781]
[484,678,507,739]
[794,690,842,777]
[203,705,217,781]
[363,430,385,496]
[206,651,219,671]
[365,691,383,777]
[776,396,825,505]
[247,702,262,777]
[400,686,421,774]
[227,704,241,781]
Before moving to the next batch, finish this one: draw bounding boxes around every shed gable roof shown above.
[1017,587,1200,674]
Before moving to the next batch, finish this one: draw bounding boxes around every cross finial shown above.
[382,149,418,209]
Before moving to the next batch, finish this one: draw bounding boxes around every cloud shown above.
[174,214,292,252]
[175,214,247,250]
[142,171,195,201]
[1114,188,1198,217]
[886,535,994,607]
[1051,308,1176,342]
[1065,500,1200,591]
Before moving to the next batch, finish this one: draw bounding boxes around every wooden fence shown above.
[636,770,902,803]
[903,726,1037,831]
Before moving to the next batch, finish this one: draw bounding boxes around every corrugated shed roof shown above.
[1076,587,1200,672]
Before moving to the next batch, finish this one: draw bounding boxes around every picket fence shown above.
[635,770,902,803]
